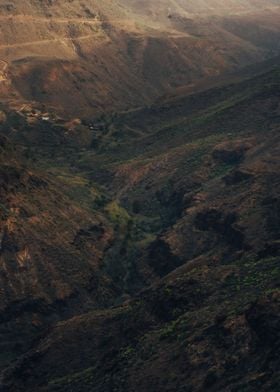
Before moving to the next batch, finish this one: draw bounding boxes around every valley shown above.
[0,60,279,390]
[0,1,279,391]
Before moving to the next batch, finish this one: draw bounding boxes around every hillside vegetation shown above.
[0,62,279,391]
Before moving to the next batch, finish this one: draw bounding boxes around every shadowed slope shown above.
[0,64,279,392]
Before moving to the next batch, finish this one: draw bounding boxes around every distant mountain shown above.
[0,0,279,115]
[121,0,280,17]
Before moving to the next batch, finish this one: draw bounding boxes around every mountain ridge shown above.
[0,0,280,115]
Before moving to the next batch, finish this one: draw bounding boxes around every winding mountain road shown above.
[0,14,103,24]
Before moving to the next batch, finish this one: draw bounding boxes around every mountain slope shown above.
[0,0,280,115]
[0,64,279,392]
[0,2,279,391]
[0,131,121,371]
